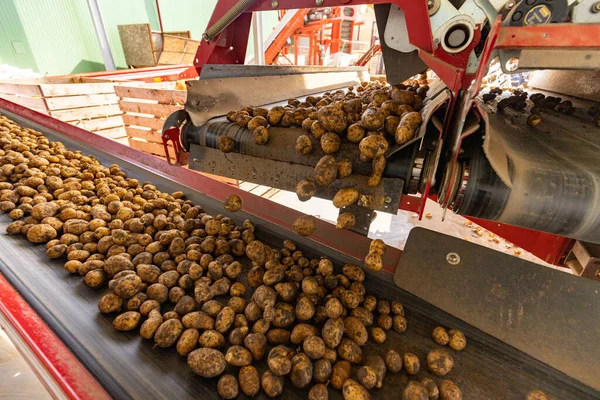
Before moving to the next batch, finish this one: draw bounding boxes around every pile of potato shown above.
[225,80,427,232]
[0,114,466,400]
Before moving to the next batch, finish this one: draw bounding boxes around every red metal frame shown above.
[76,65,198,83]
[0,273,111,400]
[495,24,600,49]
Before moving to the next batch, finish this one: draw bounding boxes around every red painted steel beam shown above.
[495,24,600,49]
[0,273,111,400]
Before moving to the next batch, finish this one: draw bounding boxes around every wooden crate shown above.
[115,82,238,186]
[0,76,128,143]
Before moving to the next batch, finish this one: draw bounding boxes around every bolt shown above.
[384,196,392,203]
[593,1,600,12]
[506,1,515,8]
[446,252,461,265]
[192,158,200,163]
[316,0,324,5]
[271,0,279,8]
[428,0,434,8]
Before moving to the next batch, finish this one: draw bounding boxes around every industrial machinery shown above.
[1,0,600,399]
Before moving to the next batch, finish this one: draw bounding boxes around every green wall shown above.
[0,0,263,76]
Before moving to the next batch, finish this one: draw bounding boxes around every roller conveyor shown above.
[1,102,599,399]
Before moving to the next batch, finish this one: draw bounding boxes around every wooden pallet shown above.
[0,77,127,142]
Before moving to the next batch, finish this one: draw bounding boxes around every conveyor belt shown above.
[0,110,598,399]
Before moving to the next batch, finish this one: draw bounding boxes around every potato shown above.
[368,156,386,187]
[318,105,347,133]
[113,274,142,299]
[176,328,199,356]
[154,318,183,348]
[252,285,276,309]
[296,135,313,155]
[395,112,422,145]
[197,330,225,349]
[291,323,319,344]
[247,116,268,131]
[337,338,362,364]
[244,332,268,360]
[385,349,403,373]
[332,187,359,208]
[393,315,408,333]
[309,383,329,400]
[364,253,382,271]
[266,328,290,345]
[98,292,123,313]
[246,240,267,266]
[427,349,454,376]
[104,255,134,277]
[267,106,286,125]
[347,124,366,143]
[261,370,285,397]
[334,160,353,180]
[252,126,270,145]
[26,224,57,243]
[321,133,341,154]
[113,311,141,331]
[314,155,338,186]
[404,353,420,375]
[336,212,356,230]
[224,194,242,212]
[293,215,318,236]
[342,316,367,346]
[216,374,238,399]
[288,353,313,388]
[359,135,388,160]
[46,243,67,259]
[302,276,319,294]
[439,380,462,400]
[215,306,235,333]
[272,302,296,328]
[296,179,316,202]
[321,316,344,348]
[317,259,334,276]
[421,378,440,400]
[371,327,386,344]
[140,310,163,339]
[448,329,467,351]
[303,335,326,359]
[357,365,377,389]
[218,136,235,153]
[526,390,550,400]
[268,345,294,376]
[236,365,260,397]
[311,120,327,139]
[225,344,253,367]
[85,269,107,288]
[391,89,415,106]
[341,290,361,309]
[361,107,387,130]
[351,307,373,327]
[331,360,352,390]
[342,379,371,400]
[403,381,429,400]
[187,348,226,378]
[325,297,343,319]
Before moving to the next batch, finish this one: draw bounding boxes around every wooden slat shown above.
[119,100,181,117]
[114,85,185,104]
[122,114,165,131]
[157,52,185,65]
[0,94,46,111]
[125,126,162,143]
[0,82,42,97]
[39,82,116,97]
[112,137,130,145]
[162,36,186,52]
[70,115,124,132]
[44,93,119,111]
[129,138,172,157]
[95,126,127,139]
[49,104,122,122]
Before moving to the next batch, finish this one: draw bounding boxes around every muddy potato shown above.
[154,318,183,348]
[364,252,382,271]
[302,276,319,294]
[296,295,316,320]
[392,315,408,333]
[317,259,334,276]
[361,107,387,130]
[337,159,353,179]
[46,243,67,258]
[347,123,366,143]
[368,155,386,187]
[421,378,440,400]
[309,383,329,400]
[293,215,318,236]
[321,132,341,154]
[244,332,268,360]
[343,316,368,346]
[359,135,388,160]
[391,89,416,106]
[318,104,347,133]
[291,323,319,345]
[268,345,294,376]
[187,348,227,378]
[113,311,141,331]
[98,292,123,314]
[176,328,199,356]
[431,326,450,346]
[311,120,327,139]
[267,106,286,125]
[288,353,313,389]
[403,381,429,400]
[427,349,454,376]
[302,335,325,359]
[140,310,163,339]
[371,327,387,343]
[246,240,266,266]
[403,353,420,375]
[224,194,242,212]
[247,115,268,131]
[113,274,142,299]
[262,370,285,398]
[385,349,403,373]
[237,365,260,397]
[296,179,317,202]
[216,374,239,400]
[332,187,359,209]
[296,135,313,155]
[314,155,338,186]
[341,289,361,309]
[198,329,226,349]
[343,379,371,400]
[275,282,299,302]
[439,380,462,400]
[351,307,373,327]
[337,338,362,364]
[331,360,352,390]
[26,224,57,243]
[225,344,253,367]
[252,126,270,145]
[85,269,107,288]
[272,302,296,328]
[395,112,422,145]
[139,299,160,317]
[526,390,550,400]
[218,136,236,153]
[336,212,356,230]
[215,306,235,333]
[448,329,467,351]
[252,285,276,309]
[325,297,344,319]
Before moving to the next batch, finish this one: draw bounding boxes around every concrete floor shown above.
[0,185,553,397]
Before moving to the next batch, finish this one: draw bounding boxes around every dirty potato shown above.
[252,126,270,145]
[333,187,359,208]
[448,329,467,351]
[224,194,242,212]
[361,107,387,130]
[344,316,368,346]
[293,215,318,236]
[218,136,236,153]
[318,105,347,133]
[433,326,450,345]
[337,338,362,364]
[385,349,403,373]
[291,353,313,388]
[314,155,338,186]
[359,135,388,160]
[296,135,313,155]
[309,383,329,400]
[322,317,344,348]
[154,318,184,348]
[26,224,57,243]
[337,159,353,179]
[342,379,371,400]
[296,179,317,202]
[225,345,253,367]
[403,381,429,400]
[404,353,420,375]
[395,112,422,145]
[421,378,440,400]
[113,311,141,331]
[331,360,352,390]
[238,365,260,397]
[336,212,356,230]
[347,123,366,143]
[427,349,454,376]
[439,380,462,400]
[321,133,341,154]
[261,370,285,397]
[187,348,227,378]
[176,328,199,356]
[268,345,294,376]
[368,156,386,187]
[357,365,377,389]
